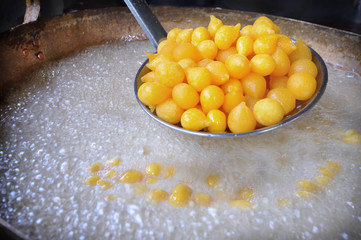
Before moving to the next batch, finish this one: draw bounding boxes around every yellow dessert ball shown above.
[156,98,184,124]
[287,72,317,100]
[181,108,211,131]
[191,27,211,46]
[173,43,202,62]
[178,58,197,70]
[221,78,243,94]
[253,34,279,55]
[138,82,171,106]
[241,72,267,99]
[207,109,227,133]
[222,91,246,114]
[267,88,296,114]
[167,28,182,41]
[236,35,254,56]
[146,54,173,71]
[141,71,157,83]
[251,19,275,39]
[228,102,257,133]
[244,94,260,110]
[200,85,225,114]
[288,59,318,77]
[277,34,296,55]
[198,58,214,67]
[216,47,238,63]
[288,40,312,62]
[157,39,173,53]
[186,67,212,92]
[269,76,288,89]
[240,25,253,38]
[271,47,291,77]
[155,61,185,87]
[214,23,241,50]
[253,16,274,26]
[172,83,200,109]
[205,61,230,85]
[176,28,193,43]
[158,41,178,58]
[250,54,276,76]
[225,54,251,79]
[197,40,218,60]
[253,98,285,126]
[141,14,317,135]
[208,15,223,37]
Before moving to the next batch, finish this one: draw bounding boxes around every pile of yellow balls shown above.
[138,15,318,133]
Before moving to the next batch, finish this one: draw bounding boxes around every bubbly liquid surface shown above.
[0,40,360,239]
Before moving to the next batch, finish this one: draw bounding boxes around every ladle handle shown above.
[124,0,167,48]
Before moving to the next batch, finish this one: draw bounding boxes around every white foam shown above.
[0,40,360,239]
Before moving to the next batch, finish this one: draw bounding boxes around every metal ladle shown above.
[125,0,328,138]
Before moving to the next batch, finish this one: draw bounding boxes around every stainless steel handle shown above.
[124,0,167,48]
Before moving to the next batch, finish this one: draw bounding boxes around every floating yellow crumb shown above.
[84,175,100,186]
[314,175,331,188]
[107,157,123,166]
[342,129,361,144]
[172,184,193,195]
[319,119,332,126]
[129,184,148,196]
[230,199,254,209]
[238,187,255,201]
[329,135,339,140]
[193,193,213,207]
[325,161,342,172]
[206,174,220,188]
[145,162,162,177]
[88,162,103,173]
[165,166,175,179]
[318,167,335,178]
[145,177,158,184]
[169,191,191,207]
[297,180,319,193]
[145,189,169,203]
[98,180,113,190]
[106,194,117,201]
[169,184,193,207]
[104,169,117,179]
[118,170,143,183]
[277,198,291,207]
[215,190,228,200]
[294,190,312,198]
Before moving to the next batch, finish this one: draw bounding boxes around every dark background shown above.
[1,0,361,34]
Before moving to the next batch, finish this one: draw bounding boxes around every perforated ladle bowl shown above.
[125,0,328,138]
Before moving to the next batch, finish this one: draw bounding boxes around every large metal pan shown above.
[0,6,360,239]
